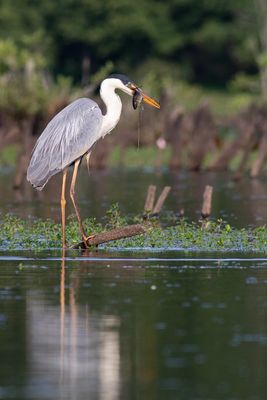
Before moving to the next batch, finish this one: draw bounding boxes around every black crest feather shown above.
[107,74,132,85]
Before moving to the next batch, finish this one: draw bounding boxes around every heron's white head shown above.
[101,74,160,109]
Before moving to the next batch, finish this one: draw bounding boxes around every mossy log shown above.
[72,224,146,249]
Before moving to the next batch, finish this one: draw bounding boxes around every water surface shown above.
[0,250,267,400]
[1,169,267,227]
[1,169,267,399]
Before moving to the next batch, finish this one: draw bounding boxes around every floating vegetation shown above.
[0,208,267,252]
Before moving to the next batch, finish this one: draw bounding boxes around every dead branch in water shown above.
[143,185,171,219]
[71,224,146,249]
[201,185,213,219]
[72,184,171,249]
[144,185,157,212]
[152,186,171,214]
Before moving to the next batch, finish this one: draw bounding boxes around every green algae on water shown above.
[0,211,267,252]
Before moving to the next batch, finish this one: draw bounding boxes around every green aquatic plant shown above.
[104,203,128,229]
[0,210,267,252]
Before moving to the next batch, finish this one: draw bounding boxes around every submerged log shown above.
[72,224,146,249]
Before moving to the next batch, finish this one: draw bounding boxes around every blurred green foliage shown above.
[0,0,265,121]
[0,37,82,118]
[0,144,19,166]
[0,0,261,87]
[108,145,171,167]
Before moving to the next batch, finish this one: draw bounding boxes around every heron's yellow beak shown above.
[142,92,160,109]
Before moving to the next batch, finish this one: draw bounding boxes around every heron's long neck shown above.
[100,81,122,136]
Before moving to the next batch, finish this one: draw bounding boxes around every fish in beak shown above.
[132,87,160,110]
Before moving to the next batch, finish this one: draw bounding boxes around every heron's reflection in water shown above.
[26,251,120,400]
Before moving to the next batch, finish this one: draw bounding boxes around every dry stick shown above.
[201,185,213,219]
[152,186,171,215]
[71,224,146,249]
[144,185,157,212]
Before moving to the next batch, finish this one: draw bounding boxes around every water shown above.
[1,168,267,226]
[0,250,266,400]
[1,169,267,399]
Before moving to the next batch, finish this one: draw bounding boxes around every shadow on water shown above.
[0,249,267,399]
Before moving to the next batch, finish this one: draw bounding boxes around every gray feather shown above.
[27,98,103,190]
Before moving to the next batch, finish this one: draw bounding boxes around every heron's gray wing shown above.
[27,98,103,190]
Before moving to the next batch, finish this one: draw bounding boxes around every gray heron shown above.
[27,74,160,248]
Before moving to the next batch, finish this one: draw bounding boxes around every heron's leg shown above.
[61,169,68,248]
[70,159,88,244]
[85,151,91,175]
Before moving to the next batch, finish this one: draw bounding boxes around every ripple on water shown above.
[245,276,258,284]
[231,333,267,346]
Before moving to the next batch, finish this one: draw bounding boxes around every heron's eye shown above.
[127,83,137,90]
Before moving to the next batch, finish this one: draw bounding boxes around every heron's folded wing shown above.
[27,98,103,189]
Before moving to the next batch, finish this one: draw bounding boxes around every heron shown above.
[27,74,160,248]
